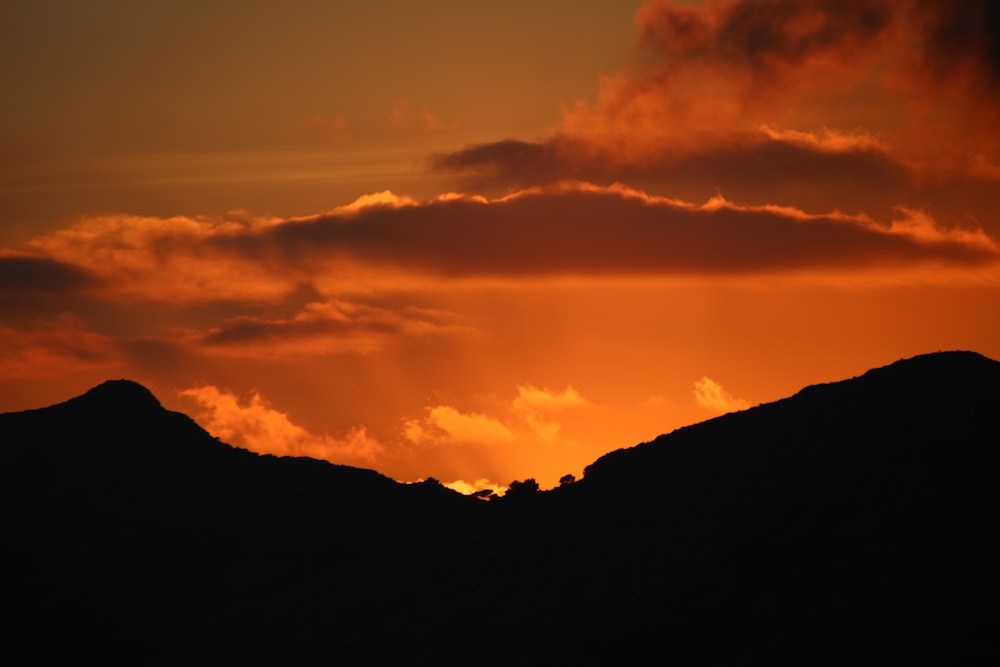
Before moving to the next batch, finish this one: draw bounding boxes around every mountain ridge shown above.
[5,350,999,664]
[583,349,999,480]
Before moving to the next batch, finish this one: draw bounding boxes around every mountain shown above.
[4,352,999,664]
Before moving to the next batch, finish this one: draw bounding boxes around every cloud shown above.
[430,140,563,188]
[27,212,297,303]
[17,184,998,308]
[407,405,515,446]
[636,0,894,80]
[180,385,384,464]
[331,190,419,216]
[0,254,98,293]
[694,377,750,413]
[248,185,997,279]
[406,384,590,448]
[589,1,995,146]
[512,385,588,441]
[199,299,474,357]
[513,385,587,411]
[441,479,508,497]
[887,207,997,247]
[430,1,999,211]
[554,0,900,162]
[910,1,1000,95]
[430,130,911,218]
[757,125,886,153]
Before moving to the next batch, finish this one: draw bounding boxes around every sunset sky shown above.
[3,1,998,492]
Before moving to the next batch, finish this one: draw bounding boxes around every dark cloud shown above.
[629,0,1000,130]
[431,135,911,219]
[638,0,894,82]
[199,300,469,354]
[0,255,96,293]
[636,0,1000,92]
[912,0,1000,94]
[216,188,996,278]
[202,315,399,347]
[651,138,910,218]
[430,140,564,188]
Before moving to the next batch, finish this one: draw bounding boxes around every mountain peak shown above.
[75,379,163,413]
[876,350,996,387]
[870,349,995,374]
[787,349,998,399]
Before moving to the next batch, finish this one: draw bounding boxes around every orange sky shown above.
[2,1,999,492]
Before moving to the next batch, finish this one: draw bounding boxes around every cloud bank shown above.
[6,185,991,315]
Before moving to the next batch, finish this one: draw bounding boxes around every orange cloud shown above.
[26,213,296,303]
[390,380,711,490]
[406,384,591,449]
[406,405,515,446]
[694,377,750,413]
[887,207,997,249]
[512,385,588,441]
[180,385,384,464]
[441,479,508,497]
[331,190,419,216]
[574,0,996,158]
[757,125,886,154]
[556,0,897,162]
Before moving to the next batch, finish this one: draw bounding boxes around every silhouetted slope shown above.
[561,351,1000,662]
[4,353,1000,664]
[4,379,476,665]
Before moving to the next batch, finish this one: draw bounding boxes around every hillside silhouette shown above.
[4,351,999,664]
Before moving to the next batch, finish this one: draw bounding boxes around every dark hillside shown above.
[555,351,1000,662]
[4,380,477,664]
[4,353,999,664]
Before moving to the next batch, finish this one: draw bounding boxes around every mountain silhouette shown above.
[4,352,999,664]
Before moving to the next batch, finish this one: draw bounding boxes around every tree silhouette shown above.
[505,478,539,498]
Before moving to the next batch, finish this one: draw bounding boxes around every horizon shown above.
[6,348,996,493]
[2,1,999,491]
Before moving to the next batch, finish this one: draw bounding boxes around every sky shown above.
[2,0,999,493]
